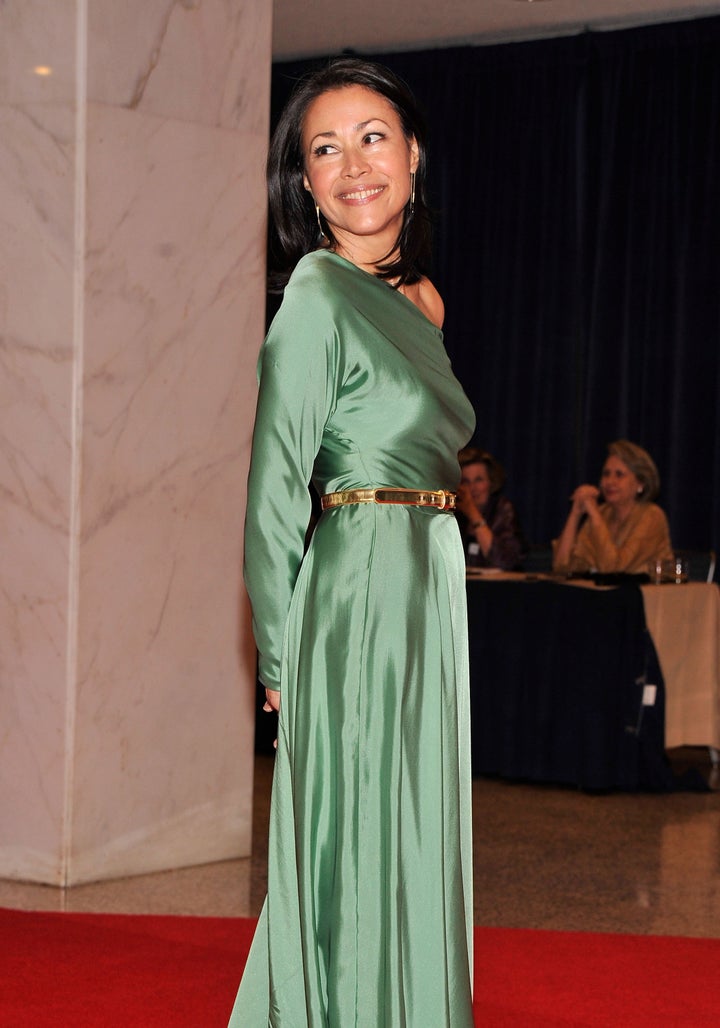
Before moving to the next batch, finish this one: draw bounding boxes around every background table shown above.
[466,577,671,790]
[641,582,720,750]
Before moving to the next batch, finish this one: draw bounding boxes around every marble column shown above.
[0,0,271,885]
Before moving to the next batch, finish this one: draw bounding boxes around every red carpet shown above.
[3,907,718,1026]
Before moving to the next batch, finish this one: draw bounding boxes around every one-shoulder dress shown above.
[229,249,476,1027]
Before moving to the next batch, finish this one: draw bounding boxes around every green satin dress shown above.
[229,250,475,1027]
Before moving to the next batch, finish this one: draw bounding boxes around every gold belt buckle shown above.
[436,490,456,510]
[435,490,456,510]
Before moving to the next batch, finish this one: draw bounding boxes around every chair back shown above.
[673,549,717,583]
[522,544,554,575]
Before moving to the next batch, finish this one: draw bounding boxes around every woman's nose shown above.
[342,148,370,177]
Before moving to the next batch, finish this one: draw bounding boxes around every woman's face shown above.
[600,454,641,508]
[301,84,419,265]
[460,462,492,509]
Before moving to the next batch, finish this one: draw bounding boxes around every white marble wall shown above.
[0,0,271,885]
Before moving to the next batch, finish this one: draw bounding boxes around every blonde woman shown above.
[553,439,672,574]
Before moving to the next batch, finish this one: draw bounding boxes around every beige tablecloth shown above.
[641,583,720,749]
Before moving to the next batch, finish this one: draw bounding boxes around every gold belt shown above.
[320,487,457,512]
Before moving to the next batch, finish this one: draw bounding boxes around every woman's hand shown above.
[263,688,280,750]
[570,484,600,516]
[554,485,601,573]
[456,482,481,522]
[263,688,280,713]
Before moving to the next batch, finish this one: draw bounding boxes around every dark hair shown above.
[267,56,432,292]
[458,447,506,494]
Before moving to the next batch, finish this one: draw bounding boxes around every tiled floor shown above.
[1,749,718,937]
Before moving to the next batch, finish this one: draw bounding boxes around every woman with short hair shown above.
[553,439,673,575]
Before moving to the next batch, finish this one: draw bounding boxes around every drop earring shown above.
[315,204,325,239]
[409,171,416,215]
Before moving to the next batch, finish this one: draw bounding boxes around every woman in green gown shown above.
[229,58,475,1027]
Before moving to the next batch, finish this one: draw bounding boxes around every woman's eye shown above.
[312,143,336,157]
[364,132,384,145]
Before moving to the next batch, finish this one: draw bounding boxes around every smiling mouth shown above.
[337,185,385,202]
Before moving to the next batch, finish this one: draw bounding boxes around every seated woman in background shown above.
[457,447,526,569]
[553,438,673,575]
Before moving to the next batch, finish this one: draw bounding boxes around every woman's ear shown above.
[303,173,311,192]
[409,137,419,174]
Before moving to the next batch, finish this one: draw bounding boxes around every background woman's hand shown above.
[456,482,480,522]
[570,484,600,516]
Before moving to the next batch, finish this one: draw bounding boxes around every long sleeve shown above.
[563,502,672,575]
[486,495,526,571]
[243,281,339,690]
[458,495,526,570]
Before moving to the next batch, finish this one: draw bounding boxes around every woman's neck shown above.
[332,229,400,273]
[608,500,637,527]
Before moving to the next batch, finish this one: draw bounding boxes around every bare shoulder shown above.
[401,276,445,328]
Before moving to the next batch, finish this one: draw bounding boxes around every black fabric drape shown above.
[466,579,672,791]
[580,25,720,556]
[272,17,720,561]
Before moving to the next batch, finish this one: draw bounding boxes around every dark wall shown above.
[271,17,720,557]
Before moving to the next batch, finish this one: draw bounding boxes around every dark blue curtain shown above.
[271,17,720,559]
